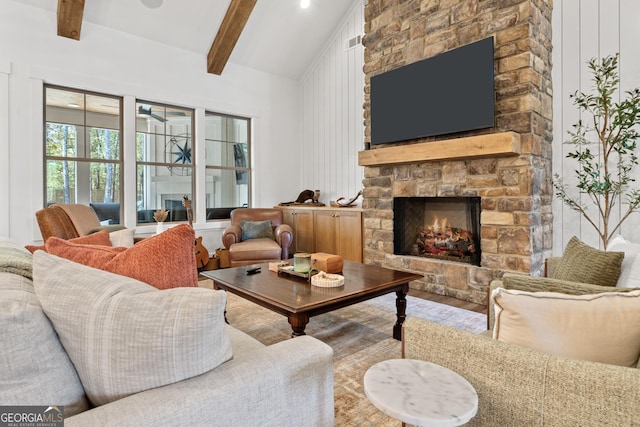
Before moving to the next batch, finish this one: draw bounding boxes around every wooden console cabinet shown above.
[277,206,363,262]
[280,208,315,254]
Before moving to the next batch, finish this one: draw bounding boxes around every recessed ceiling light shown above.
[300,0,310,9]
[67,103,80,108]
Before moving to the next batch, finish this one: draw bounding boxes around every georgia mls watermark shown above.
[0,406,64,427]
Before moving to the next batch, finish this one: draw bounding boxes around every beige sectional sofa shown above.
[0,237,335,426]
[403,272,640,426]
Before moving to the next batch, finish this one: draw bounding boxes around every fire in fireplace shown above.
[394,197,481,266]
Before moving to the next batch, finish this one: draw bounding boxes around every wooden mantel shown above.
[358,132,521,167]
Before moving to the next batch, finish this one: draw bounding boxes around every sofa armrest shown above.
[66,336,334,427]
[222,225,242,249]
[273,224,293,259]
[403,317,640,426]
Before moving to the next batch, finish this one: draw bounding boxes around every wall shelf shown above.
[358,132,521,166]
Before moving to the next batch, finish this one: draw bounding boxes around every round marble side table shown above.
[363,359,478,427]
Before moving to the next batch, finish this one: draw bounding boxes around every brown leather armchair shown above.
[36,204,125,241]
[222,208,293,267]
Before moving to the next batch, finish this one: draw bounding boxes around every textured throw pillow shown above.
[492,287,640,367]
[241,220,274,240]
[45,224,198,289]
[551,236,624,287]
[0,274,89,416]
[32,251,233,407]
[25,230,113,254]
[607,235,640,288]
[46,238,126,269]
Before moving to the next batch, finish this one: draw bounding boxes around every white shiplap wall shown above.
[552,0,640,253]
[0,60,10,237]
[0,1,300,246]
[298,0,365,205]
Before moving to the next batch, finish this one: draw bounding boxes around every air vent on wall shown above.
[345,35,362,51]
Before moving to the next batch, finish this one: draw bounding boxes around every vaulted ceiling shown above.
[21,0,358,80]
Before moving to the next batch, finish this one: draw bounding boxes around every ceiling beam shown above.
[57,0,85,40]
[207,0,257,75]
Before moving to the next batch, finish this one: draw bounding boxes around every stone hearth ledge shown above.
[358,132,521,166]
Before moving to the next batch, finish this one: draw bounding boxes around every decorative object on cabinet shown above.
[279,189,325,206]
[330,189,363,208]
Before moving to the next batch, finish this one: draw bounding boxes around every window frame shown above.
[204,111,252,221]
[42,86,255,227]
[43,85,124,219]
[135,100,196,225]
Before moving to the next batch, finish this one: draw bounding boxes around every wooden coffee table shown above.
[201,261,422,339]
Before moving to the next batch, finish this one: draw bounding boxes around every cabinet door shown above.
[335,211,363,262]
[313,210,363,262]
[314,210,337,255]
[292,210,314,254]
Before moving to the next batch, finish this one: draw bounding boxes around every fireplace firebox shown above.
[394,197,481,266]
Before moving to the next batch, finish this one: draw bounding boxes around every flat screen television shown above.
[370,37,495,145]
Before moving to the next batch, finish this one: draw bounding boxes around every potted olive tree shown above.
[553,53,640,248]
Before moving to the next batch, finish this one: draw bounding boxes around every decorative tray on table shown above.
[277,265,317,280]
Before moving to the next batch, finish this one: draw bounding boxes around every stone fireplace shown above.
[360,0,554,304]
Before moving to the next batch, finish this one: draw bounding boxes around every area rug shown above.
[224,292,487,426]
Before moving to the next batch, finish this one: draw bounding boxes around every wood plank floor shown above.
[408,288,487,314]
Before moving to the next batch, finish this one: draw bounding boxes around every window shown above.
[136,101,194,224]
[43,88,252,227]
[44,86,123,224]
[204,112,251,220]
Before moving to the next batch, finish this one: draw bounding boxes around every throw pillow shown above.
[606,235,640,288]
[32,251,233,407]
[551,236,624,287]
[46,238,126,269]
[25,230,113,254]
[108,228,136,247]
[241,220,274,240]
[0,274,89,416]
[492,287,640,367]
[103,224,198,289]
[45,224,198,289]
